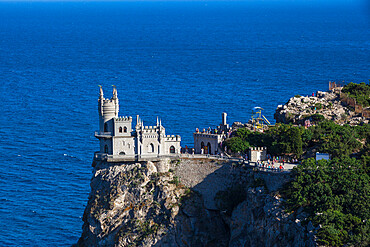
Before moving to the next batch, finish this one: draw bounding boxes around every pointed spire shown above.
[99,85,104,100]
[159,118,162,126]
[112,85,117,99]
[156,116,159,126]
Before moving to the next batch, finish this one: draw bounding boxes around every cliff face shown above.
[229,187,315,247]
[77,159,316,247]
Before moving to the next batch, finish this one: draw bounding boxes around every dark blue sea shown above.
[0,1,368,246]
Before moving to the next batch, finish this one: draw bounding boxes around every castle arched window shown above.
[207,142,212,155]
[104,145,108,153]
[149,143,154,153]
[119,152,126,155]
[119,127,123,133]
[201,142,205,149]
[104,123,108,132]
[170,146,175,154]
[124,126,127,133]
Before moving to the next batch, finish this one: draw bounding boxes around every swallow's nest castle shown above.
[94,86,181,162]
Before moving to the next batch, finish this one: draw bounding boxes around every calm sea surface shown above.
[0,1,368,246]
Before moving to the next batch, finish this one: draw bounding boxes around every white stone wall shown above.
[141,136,161,156]
[112,137,135,156]
[164,135,181,154]
[249,147,267,162]
[193,133,220,155]
[113,117,132,136]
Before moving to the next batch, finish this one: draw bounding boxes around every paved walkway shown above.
[179,153,299,172]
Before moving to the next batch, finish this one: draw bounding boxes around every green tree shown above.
[225,137,250,154]
[283,157,370,246]
[342,82,370,107]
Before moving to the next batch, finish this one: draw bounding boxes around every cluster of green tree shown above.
[342,82,370,107]
[225,124,304,157]
[225,120,369,161]
[303,120,368,159]
[283,157,370,246]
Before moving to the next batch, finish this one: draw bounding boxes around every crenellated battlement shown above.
[102,98,115,103]
[165,135,181,141]
[143,127,160,132]
[250,147,267,151]
[115,116,132,121]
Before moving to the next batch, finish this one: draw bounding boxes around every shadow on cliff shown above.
[152,160,293,247]
[152,162,245,247]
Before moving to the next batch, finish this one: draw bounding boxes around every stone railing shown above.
[94,131,112,138]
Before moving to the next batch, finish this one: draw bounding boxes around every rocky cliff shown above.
[77,159,316,247]
[274,90,368,125]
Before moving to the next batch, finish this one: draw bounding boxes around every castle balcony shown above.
[94,131,112,138]
[93,152,183,162]
[94,152,136,162]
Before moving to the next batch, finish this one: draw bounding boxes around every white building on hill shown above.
[94,86,181,162]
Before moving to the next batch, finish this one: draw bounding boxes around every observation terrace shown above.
[93,152,298,172]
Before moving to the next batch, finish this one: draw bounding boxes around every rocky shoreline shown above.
[274,89,369,125]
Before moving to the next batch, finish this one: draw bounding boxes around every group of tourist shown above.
[255,160,284,172]
[266,155,299,165]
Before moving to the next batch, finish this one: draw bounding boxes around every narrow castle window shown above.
[124,126,127,133]
[170,146,175,154]
[119,127,123,133]
[104,123,108,132]
[149,143,154,153]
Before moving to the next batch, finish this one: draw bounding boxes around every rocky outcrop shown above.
[77,159,317,247]
[274,90,369,125]
[229,187,315,247]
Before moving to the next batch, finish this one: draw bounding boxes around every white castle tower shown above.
[98,85,119,133]
[95,86,181,162]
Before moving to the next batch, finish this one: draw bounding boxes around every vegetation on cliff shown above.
[225,118,369,246]
[342,82,370,107]
[283,157,370,247]
[303,120,368,159]
[225,120,369,161]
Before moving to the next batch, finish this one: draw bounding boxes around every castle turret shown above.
[98,86,119,133]
[112,85,119,117]
[98,86,104,132]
